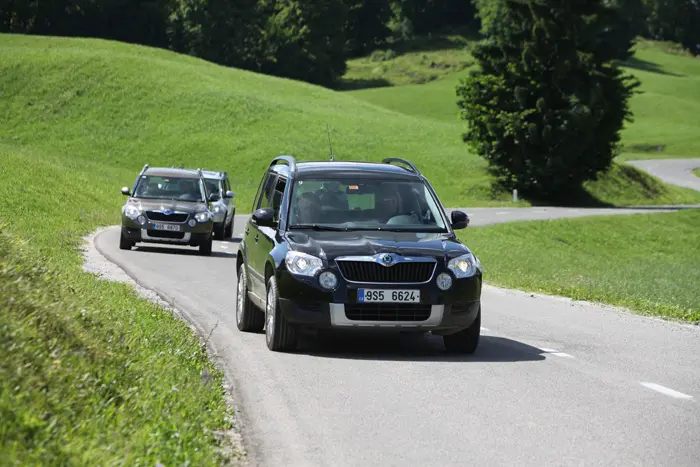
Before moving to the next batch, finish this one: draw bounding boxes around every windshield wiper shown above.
[289,224,348,231]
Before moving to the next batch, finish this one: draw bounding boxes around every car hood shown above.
[284,230,471,262]
[127,197,208,213]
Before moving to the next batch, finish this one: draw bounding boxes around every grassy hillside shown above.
[460,210,700,323]
[346,38,700,163]
[2,33,699,209]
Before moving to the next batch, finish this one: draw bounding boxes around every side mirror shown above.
[208,193,221,202]
[121,187,131,196]
[451,210,470,230]
[252,207,276,228]
[224,190,235,199]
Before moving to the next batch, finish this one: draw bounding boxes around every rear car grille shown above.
[146,211,189,222]
[146,230,185,239]
[336,260,435,283]
[345,303,432,322]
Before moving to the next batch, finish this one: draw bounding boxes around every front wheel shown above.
[199,233,213,256]
[236,263,264,332]
[265,275,297,352]
[443,306,481,354]
[119,231,133,250]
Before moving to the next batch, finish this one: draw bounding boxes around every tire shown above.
[443,305,481,354]
[224,216,234,238]
[119,231,133,250]
[199,233,213,256]
[214,222,225,240]
[265,275,297,352]
[236,262,264,332]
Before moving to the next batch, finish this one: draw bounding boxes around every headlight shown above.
[319,271,338,290]
[194,211,211,222]
[212,205,225,214]
[285,251,323,277]
[447,253,481,279]
[124,205,141,220]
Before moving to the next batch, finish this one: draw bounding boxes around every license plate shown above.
[152,223,181,232]
[357,289,420,303]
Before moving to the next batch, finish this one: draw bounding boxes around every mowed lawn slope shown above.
[460,210,700,323]
[348,40,700,163]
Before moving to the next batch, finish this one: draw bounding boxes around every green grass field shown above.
[346,38,700,163]
[460,210,700,323]
[0,147,236,463]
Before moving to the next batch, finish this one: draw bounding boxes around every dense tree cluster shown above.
[1,0,697,87]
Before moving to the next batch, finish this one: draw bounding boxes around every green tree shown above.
[643,0,700,55]
[258,0,349,87]
[456,0,641,200]
[342,0,392,57]
[167,0,264,69]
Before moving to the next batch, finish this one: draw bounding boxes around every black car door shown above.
[247,171,277,297]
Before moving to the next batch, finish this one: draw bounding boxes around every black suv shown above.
[235,156,482,353]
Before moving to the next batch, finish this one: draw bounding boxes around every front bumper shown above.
[276,267,481,333]
[121,214,213,246]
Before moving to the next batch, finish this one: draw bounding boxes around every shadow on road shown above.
[296,332,546,363]
[134,245,236,259]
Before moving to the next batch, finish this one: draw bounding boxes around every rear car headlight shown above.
[447,253,481,279]
[194,211,211,222]
[285,251,323,277]
[124,205,141,220]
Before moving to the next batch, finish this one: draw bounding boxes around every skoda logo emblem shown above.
[381,254,393,265]
[162,209,174,215]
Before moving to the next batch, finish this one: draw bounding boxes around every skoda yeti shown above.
[201,170,236,240]
[119,165,218,255]
[235,156,483,353]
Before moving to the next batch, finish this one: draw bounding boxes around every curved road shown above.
[92,160,700,466]
[626,158,700,192]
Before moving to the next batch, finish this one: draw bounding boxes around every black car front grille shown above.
[146,211,189,223]
[344,303,432,322]
[146,230,185,239]
[336,260,435,283]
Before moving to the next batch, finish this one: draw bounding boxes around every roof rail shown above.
[269,155,297,175]
[382,157,421,176]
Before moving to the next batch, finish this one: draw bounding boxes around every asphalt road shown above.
[626,158,700,192]
[94,208,700,467]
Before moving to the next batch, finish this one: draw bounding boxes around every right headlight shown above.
[194,211,211,222]
[285,251,323,277]
[447,252,482,279]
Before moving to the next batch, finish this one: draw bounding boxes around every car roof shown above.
[201,170,226,179]
[143,167,202,178]
[271,160,423,179]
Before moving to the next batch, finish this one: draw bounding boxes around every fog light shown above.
[319,271,338,290]
[188,219,197,227]
[437,272,452,291]
[137,215,147,225]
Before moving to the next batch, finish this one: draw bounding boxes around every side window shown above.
[271,177,287,220]
[256,172,277,210]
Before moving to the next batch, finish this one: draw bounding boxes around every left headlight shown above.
[194,211,211,222]
[212,205,225,214]
[285,251,323,277]
[123,205,141,220]
[447,252,482,279]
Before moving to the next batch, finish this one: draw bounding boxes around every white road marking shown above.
[640,382,693,400]
[496,212,508,215]
[538,347,575,358]
[220,244,228,249]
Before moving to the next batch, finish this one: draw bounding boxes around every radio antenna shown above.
[326,123,334,162]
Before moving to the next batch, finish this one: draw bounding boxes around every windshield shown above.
[288,178,448,232]
[133,175,206,202]
[204,178,223,198]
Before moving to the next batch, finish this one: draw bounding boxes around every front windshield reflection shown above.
[288,178,447,232]
[133,175,206,202]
